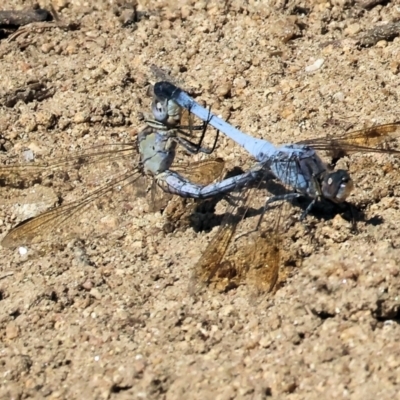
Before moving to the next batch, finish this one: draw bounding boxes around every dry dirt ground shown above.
[1,0,400,398]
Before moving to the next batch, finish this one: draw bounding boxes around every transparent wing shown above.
[190,192,247,293]
[1,170,142,247]
[173,158,225,185]
[190,166,285,295]
[149,64,190,93]
[0,142,139,190]
[0,142,147,247]
[298,122,400,155]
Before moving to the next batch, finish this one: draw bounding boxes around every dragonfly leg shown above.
[176,129,219,155]
[173,123,219,155]
[255,193,301,231]
[299,197,318,221]
[299,173,324,221]
[199,106,220,154]
[347,202,358,233]
[336,201,358,233]
[179,104,220,154]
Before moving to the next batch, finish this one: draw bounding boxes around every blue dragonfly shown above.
[153,81,400,292]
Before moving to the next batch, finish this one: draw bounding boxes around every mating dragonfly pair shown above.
[2,74,400,293]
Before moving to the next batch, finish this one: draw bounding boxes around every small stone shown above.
[280,105,295,120]
[333,92,345,102]
[35,111,56,128]
[160,20,171,30]
[82,280,93,290]
[234,77,247,89]
[259,335,273,348]
[74,111,90,124]
[305,58,324,73]
[390,60,400,74]
[134,360,146,374]
[194,0,206,10]
[220,305,235,317]
[216,82,232,98]
[65,43,77,55]
[181,6,191,19]
[6,321,20,339]
[22,150,34,162]
[19,62,32,72]
[19,114,37,133]
[25,378,37,389]
[18,247,28,256]
[119,9,137,26]
[344,23,361,36]
[85,31,99,38]
[376,40,387,48]
[41,43,54,54]
[27,141,46,155]
[90,288,102,300]
[52,0,69,11]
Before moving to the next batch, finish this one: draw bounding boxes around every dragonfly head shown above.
[321,169,354,203]
[151,96,182,126]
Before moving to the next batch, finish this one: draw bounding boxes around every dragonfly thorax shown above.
[138,128,177,176]
[320,169,354,203]
[269,145,327,197]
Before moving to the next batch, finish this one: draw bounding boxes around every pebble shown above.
[18,114,37,133]
[65,43,77,55]
[35,111,56,128]
[41,43,54,54]
[181,6,191,19]
[6,321,20,340]
[74,111,90,124]
[52,0,69,11]
[18,247,28,256]
[390,60,400,74]
[234,77,247,89]
[333,91,345,102]
[216,82,232,98]
[22,149,34,162]
[344,23,361,36]
[82,280,93,291]
[305,58,325,73]
[90,288,102,300]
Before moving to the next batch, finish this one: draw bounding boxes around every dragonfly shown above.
[0,85,235,248]
[154,80,400,292]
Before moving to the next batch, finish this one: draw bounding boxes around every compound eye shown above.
[321,169,354,203]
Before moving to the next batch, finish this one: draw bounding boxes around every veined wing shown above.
[1,168,143,247]
[190,166,285,295]
[0,141,146,247]
[298,122,400,154]
[173,158,225,185]
[0,142,139,190]
[149,64,186,88]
